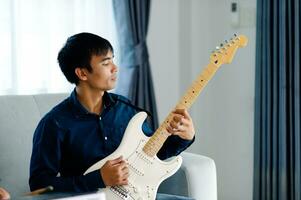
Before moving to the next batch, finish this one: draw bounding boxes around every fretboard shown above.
[143,62,220,157]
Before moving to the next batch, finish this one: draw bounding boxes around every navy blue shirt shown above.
[29,90,194,192]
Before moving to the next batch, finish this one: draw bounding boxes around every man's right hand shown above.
[100,156,129,186]
[0,187,10,200]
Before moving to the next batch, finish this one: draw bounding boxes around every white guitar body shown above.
[84,112,182,200]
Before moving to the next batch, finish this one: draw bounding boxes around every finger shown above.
[174,124,186,132]
[166,125,185,134]
[115,161,128,171]
[170,118,190,130]
[182,109,191,119]
[170,130,182,137]
[122,166,129,174]
[109,156,124,165]
[117,174,129,185]
[172,114,184,123]
[173,108,190,119]
[119,178,129,185]
[166,125,174,134]
[179,118,190,127]
[172,108,185,115]
[120,160,128,167]
[122,171,130,180]
[169,120,179,129]
[118,169,129,180]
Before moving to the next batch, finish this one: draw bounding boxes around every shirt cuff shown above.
[84,170,106,189]
[176,135,195,147]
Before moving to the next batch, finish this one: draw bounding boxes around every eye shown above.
[101,57,114,66]
[102,61,109,66]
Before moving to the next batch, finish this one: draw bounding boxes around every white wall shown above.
[148,1,256,200]
[147,0,181,119]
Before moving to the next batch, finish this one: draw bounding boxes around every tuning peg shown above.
[220,43,224,47]
[225,40,228,43]
[234,33,239,40]
[216,46,220,50]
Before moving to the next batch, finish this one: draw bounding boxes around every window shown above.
[0,0,118,95]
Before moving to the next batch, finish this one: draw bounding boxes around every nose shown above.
[112,63,118,73]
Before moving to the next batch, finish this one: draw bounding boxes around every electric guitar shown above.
[84,34,248,200]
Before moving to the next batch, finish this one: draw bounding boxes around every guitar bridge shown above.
[110,185,130,199]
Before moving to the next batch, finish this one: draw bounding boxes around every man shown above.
[29,33,195,199]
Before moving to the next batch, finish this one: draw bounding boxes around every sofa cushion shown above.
[0,94,68,196]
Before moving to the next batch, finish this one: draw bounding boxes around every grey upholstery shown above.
[0,94,68,197]
[0,94,217,200]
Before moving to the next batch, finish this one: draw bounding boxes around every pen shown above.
[25,186,54,196]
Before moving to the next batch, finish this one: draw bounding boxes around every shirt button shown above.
[104,136,108,140]
[99,116,102,120]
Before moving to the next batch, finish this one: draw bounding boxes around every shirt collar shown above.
[69,88,116,116]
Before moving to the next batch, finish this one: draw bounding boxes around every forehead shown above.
[91,50,113,62]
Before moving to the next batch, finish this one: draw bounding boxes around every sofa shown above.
[0,93,217,200]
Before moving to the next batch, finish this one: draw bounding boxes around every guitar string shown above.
[119,37,243,196]
[125,62,218,195]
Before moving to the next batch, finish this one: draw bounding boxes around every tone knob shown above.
[133,186,140,193]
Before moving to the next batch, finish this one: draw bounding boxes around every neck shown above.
[143,62,219,157]
[75,85,105,115]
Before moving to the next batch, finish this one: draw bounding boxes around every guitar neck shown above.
[143,62,220,157]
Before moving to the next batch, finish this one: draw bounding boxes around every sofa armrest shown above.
[182,152,217,200]
[158,152,217,200]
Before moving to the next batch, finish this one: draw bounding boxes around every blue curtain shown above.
[254,0,300,200]
[113,0,158,130]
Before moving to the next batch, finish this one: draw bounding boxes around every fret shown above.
[141,35,248,157]
[143,63,220,157]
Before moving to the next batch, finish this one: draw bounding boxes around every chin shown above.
[106,85,116,91]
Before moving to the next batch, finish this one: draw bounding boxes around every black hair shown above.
[57,32,114,85]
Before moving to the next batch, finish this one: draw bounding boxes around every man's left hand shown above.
[166,108,195,140]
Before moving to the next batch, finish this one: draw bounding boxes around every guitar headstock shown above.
[210,34,248,66]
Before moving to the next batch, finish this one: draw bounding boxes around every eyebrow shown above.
[101,55,114,62]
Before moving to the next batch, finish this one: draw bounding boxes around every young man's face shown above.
[84,50,118,91]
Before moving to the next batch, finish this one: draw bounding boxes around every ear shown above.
[75,68,88,81]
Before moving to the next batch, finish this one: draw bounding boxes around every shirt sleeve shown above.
[142,120,195,160]
[29,116,105,192]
